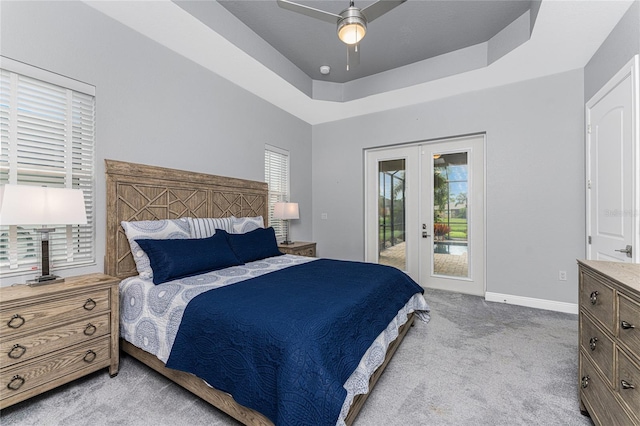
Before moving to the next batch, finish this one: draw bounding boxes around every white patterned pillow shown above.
[187,217,234,239]
[121,218,190,279]
[231,216,264,234]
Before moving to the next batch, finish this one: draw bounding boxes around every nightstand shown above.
[0,273,120,409]
[278,241,317,257]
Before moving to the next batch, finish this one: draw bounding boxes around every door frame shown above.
[585,54,639,262]
[364,133,486,296]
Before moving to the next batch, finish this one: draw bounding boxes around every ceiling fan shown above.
[277,0,407,71]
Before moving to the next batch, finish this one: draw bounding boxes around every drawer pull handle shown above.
[621,380,636,390]
[621,321,635,330]
[7,314,25,329]
[589,291,599,305]
[83,298,97,311]
[8,344,26,359]
[7,375,25,391]
[84,323,97,336]
[589,337,598,351]
[581,375,590,389]
[83,350,97,363]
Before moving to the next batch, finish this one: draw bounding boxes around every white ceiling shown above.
[85,0,634,125]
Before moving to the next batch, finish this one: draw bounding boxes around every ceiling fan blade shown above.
[347,44,360,71]
[277,0,340,24]
[361,0,406,22]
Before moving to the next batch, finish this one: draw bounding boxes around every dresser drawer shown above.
[0,335,110,403]
[580,313,614,384]
[618,348,640,417]
[0,289,110,338]
[0,313,111,368]
[580,352,638,426]
[619,294,640,357]
[580,272,615,333]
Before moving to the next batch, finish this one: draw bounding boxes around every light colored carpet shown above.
[1,289,594,426]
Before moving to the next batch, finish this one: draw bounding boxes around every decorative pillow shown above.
[231,216,264,234]
[187,217,234,238]
[121,219,190,280]
[221,227,283,263]
[136,233,243,285]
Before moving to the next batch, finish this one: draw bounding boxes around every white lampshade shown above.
[273,202,299,220]
[0,185,87,226]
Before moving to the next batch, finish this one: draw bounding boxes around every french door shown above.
[420,137,485,295]
[364,146,420,280]
[365,135,485,295]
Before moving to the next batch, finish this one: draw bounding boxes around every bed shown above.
[105,159,429,425]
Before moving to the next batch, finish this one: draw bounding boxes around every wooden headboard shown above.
[105,160,268,280]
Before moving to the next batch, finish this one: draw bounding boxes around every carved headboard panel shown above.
[105,160,268,280]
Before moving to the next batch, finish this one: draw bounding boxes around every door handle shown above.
[422,224,430,238]
[615,245,632,258]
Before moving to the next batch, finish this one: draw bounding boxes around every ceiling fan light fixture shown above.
[277,0,407,69]
[337,10,366,45]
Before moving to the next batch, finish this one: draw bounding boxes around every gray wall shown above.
[0,1,312,283]
[1,1,630,305]
[584,1,640,102]
[312,70,585,304]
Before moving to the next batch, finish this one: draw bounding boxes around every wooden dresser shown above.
[0,273,119,409]
[278,241,316,257]
[578,260,640,425]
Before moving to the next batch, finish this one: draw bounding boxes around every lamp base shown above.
[27,275,65,287]
[280,240,295,245]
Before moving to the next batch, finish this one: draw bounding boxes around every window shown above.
[265,144,290,241]
[0,57,96,277]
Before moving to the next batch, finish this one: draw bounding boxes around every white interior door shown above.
[586,55,639,262]
[420,136,485,296]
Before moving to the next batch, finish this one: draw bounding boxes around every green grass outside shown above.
[379,217,467,240]
[438,217,467,240]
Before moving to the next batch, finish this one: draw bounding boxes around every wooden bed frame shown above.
[105,159,415,425]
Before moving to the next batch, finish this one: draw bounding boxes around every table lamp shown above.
[0,185,87,285]
[273,202,299,245]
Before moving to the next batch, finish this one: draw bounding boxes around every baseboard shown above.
[485,292,578,314]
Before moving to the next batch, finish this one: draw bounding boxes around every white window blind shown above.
[0,58,96,277]
[265,145,290,241]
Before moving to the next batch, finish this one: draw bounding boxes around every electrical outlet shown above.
[559,270,567,281]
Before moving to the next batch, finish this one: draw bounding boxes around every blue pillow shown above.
[136,232,243,285]
[220,227,283,263]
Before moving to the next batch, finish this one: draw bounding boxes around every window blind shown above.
[0,59,95,277]
[265,145,290,241]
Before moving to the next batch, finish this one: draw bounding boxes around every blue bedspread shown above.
[165,259,424,425]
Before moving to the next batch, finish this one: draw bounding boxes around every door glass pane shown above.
[378,159,406,270]
[433,152,469,277]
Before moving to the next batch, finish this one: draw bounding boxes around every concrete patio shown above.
[379,241,468,277]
